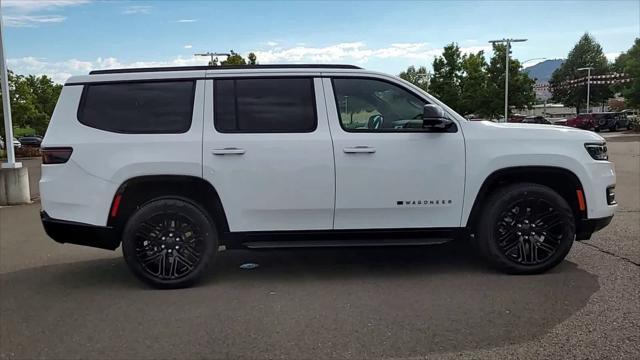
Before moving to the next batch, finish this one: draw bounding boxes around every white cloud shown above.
[253,42,490,64]
[7,55,210,83]
[1,0,90,11]
[3,15,67,27]
[123,5,152,15]
[1,0,89,27]
[175,19,197,23]
[265,41,278,47]
[6,42,493,84]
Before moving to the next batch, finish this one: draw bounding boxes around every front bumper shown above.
[40,211,120,250]
[576,215,614,241]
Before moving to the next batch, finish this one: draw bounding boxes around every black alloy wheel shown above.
[477,183,575,274]
[135,213,204,279]
[495,198,566,265]
[122,198,218,288]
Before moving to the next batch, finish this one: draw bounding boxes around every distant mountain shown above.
[524,59,564,83]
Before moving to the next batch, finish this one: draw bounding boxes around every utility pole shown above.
[577,67,594,114]
[194,52,231,66]
[488,38,527,122]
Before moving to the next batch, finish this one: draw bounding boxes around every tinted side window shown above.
[79,81,195,133]
[331,78,428,131]
[214,78,316,133]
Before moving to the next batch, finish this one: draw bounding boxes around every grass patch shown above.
[13,127,37,137]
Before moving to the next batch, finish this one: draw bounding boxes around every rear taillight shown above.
[42,147,73,164]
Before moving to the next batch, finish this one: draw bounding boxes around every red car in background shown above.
[566,114,597,131]
[567,112,630,132]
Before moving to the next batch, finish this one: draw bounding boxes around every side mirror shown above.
[422,104,453,129]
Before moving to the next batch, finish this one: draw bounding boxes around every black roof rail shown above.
[89,64,362,75]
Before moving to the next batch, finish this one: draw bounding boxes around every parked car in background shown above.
[566,114,596,131]
[18,136,43,147]
[0,136,4,150]
[549,118,568,126]
[522,116,552,124]
[507,114,526,123]
[12,137,21,148]
[567,112,630,132]
[613,112,631,131]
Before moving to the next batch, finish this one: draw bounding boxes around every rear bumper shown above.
[40,211,120,250]
[576,215,614,241]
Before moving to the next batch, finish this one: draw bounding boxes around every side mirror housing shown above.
[422,104,453,129]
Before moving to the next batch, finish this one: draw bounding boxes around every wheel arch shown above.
[107,175,230,242]
[465,166,586,231]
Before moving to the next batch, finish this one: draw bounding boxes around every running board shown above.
[242,238,452,249]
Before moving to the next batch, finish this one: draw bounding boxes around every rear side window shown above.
[78,81,195,133]
[214,78,316,133]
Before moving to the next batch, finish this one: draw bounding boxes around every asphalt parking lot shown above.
[1,136,638,359]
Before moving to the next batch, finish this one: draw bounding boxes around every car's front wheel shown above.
[476,183,575,274]
[122,197,218,288]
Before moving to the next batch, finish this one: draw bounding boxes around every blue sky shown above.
[2,0,639,83]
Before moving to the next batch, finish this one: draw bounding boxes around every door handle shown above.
[343,146,376,154]
[212,147,246,155]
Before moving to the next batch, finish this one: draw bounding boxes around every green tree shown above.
[429,43,462,110]
[458,51,488,116]
[0,71,62,137]
[247,52,258,65]
[221,50,258,66]
[550,33,612,113]
[613,38,640,109]
[398,65,429,92]
[485,43,536,119]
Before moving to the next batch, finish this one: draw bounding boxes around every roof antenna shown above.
[194,52,231,66]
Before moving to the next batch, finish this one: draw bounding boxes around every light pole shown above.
[577,67,594,114]
[0,7,30,205]
[489,38,527,122]
[0,7,18,169]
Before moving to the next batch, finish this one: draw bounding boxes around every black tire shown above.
[476,183,575,274]
[122,197,218,288]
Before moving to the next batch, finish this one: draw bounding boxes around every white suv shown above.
[40,65,617,288]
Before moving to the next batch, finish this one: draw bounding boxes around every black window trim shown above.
[329,76,458,133]
[213,76,319,134]
[77,79,197,134]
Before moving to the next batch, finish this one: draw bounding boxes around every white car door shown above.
[202,77,335,232]
[323,76,466,229]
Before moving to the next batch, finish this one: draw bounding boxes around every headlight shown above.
[585,143,608,160]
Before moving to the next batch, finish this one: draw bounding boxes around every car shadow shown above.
[1,243,599,359]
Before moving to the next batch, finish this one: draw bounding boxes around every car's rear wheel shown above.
[122,197,218,288]
[476,183,575,274]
